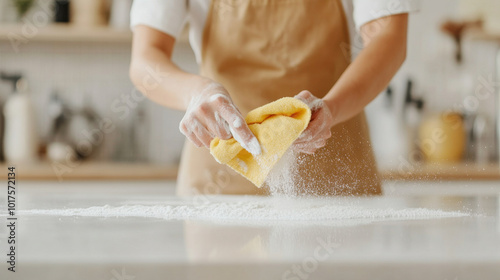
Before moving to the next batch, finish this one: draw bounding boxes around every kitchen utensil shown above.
[472,114,490,164]
[463,113,475,161]
[47,91,70,142]
[403,79,425,162]
[46,93,102,161]
[440,20,481,63]
[66,104,102,160]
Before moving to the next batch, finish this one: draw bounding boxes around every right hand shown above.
[292,91,334,154]
[179,81,262,156]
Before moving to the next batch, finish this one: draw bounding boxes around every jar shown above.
[71,0,109,27]
[418,112,466,163]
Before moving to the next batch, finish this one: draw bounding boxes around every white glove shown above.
[179,82,261,156]
[293,90,334,154]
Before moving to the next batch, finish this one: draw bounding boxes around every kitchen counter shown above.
[381,163,500,181]
[0,162,498,181]
[0,182,499,280]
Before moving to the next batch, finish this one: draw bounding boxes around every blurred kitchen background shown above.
[0,0,499,182]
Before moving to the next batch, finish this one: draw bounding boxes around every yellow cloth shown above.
[210,97,311,188]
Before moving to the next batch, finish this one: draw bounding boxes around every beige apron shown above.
[177,0,382,196]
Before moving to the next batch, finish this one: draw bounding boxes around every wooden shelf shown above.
[380,163,500,181]
[0,24,133,43]
[0,162,178,181]
[0,23,190,44]
[465,27,500,41]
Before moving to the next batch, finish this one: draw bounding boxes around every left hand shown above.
[293,90,334,154]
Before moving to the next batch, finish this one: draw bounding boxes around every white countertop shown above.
[0,181,499,280]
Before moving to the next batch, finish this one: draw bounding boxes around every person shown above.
[129,0,418,196]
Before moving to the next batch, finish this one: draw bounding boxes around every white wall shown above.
[0,0,498,165]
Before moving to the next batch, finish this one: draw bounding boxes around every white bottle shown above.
[3,79,39,163]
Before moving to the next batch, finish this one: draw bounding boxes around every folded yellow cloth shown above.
[210,97,311,187]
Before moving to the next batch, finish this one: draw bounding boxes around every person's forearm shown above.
[324,15,408,126]
[130,40,208,111]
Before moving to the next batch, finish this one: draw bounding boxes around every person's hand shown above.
[293,90,334,154]
[179,81,262,155]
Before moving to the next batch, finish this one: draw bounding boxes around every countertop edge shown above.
[0,163,498,181]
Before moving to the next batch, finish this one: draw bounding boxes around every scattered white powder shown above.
[237,158,248,173]
[264,139,365,197]
[233,118,243,128]
[265,149,299,196]
[16,197,468,225]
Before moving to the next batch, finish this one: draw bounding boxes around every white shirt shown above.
[131,0,419,63]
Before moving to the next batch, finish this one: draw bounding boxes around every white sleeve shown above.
[130,0,188,39]
[353,0,419,30]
